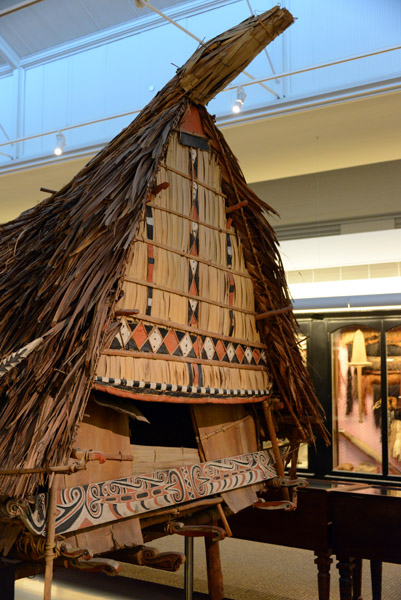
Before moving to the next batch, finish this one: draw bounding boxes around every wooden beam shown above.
[205,523,224,600]
[103,348,269,371]
[256,305,292,320]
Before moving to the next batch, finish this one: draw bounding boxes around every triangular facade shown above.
[0,6,326,595]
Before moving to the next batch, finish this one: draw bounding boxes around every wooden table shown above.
[228,480,401,600]
[330,484,401,600]
[228,480,335,600]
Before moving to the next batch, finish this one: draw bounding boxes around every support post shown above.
[184,536,194,600]
[43,485,57,600]
[205,533,224,600]
[262,401,290,501]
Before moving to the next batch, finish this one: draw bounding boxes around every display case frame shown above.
[296,310,401,485]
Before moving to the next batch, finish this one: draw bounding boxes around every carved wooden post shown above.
[314,551,332,600]
[336,556,355,600]
[352,557,363,600]
[205,533,224,600]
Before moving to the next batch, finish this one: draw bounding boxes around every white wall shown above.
[0,0,400,166]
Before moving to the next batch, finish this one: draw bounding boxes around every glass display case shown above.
[297,333,309,469]
[386,325,401,476]
[331,325,382,475]
[296,313,401,483]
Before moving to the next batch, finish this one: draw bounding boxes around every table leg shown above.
[0,564,15,600]
[370,560,382,600]
[336,556,355,600]
[352,558,362,600]
[314,552,332,600]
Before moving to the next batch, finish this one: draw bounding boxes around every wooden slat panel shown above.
[192,404,263,513]
[59,397,143,553]
[131,444,200,475]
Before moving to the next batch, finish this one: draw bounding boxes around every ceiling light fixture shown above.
[54,132,66,156]
[232,86,246,114]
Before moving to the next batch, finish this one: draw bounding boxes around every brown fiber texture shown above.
[0,6,325,498]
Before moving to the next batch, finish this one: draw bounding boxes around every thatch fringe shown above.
[0,6,325,499]
[0,95,188,496]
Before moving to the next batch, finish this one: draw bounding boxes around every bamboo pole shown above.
[226,200,248,214]
[133,238,252,279]
[114,309,140,317]
[262,401,290,501]
[70,448,133,462]
[131,312,268,349]
[124,276,255,314]
[256,306,293,320]
[43,485,57,600]
[159,162,227,197]
[146,202,233,234]
[140,498,224,529]
[103,348,269,371]
[0,464,85,475]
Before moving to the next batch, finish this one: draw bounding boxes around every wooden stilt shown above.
[216,503,232,538]
[262,401,290,501]
[184,537,194,600]
[43,485,57,600]
[205,527,224,600]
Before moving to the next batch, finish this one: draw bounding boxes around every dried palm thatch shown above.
[0,6,326,498]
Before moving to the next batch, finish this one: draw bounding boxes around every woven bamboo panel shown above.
[99,130,269,395]
[131,444,200,474]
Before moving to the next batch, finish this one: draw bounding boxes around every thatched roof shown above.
[0,6,325,498]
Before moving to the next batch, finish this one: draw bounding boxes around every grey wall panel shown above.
[251,159,401,234]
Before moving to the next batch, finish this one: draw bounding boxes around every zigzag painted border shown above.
[94,376,270,397]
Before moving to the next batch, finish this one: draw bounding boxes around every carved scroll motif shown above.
[3,450,276,536]
[125,545,185,572]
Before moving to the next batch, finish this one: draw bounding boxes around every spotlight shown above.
[54,132,66,156]
[232,86,246,114]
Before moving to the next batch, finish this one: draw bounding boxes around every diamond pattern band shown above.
[110,320,267,367]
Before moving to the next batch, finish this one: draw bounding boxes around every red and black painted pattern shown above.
[109,320,267,367]
[16,451,276,536]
